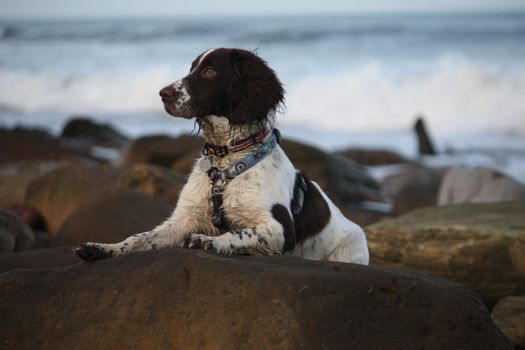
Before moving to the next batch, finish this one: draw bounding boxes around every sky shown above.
[1,0,525,19]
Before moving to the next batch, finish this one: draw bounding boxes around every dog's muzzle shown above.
[159,80,194,119]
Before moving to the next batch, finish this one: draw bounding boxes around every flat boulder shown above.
[25,164,184,234]
[0,249,511,349]
[365,201,525,306]
[51,190,174,247]
[492,295,525,348]
[0,209,34,253]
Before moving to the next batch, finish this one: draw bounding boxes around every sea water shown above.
[1,13,524,181]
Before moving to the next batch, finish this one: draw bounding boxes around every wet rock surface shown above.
[0,249,511,350]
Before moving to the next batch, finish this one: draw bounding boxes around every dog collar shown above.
[202,128,271,157]
[203,129,281,228]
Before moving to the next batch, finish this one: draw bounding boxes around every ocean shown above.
[1,13,524,181]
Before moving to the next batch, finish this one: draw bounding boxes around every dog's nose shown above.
[159,85,175,98]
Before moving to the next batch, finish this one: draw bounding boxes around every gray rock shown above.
[438,167,525,205]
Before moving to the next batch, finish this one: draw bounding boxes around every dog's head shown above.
[159,48,284,125]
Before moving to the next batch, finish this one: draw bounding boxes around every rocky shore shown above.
[1,118,524,349]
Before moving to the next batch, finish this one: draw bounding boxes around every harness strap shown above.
[291,172,309,222]
[205,128,281,229]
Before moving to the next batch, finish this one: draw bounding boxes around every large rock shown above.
[510,234,525,278]
[51,190,174,247]
[122,134,204,168]
[375,163,445,215]
[0,249,511,349]
[0,209,34,253]
[60,117,129,162]
[0,127,96,165]
[25,164,185,234]
[438,167,525,205]
[492,295,525,348]
[61,117,128,146]
[0,247,79,273]
[365,201,525,306]
[281,139,383,204]
[0,161,65,207]
[392,169,444,216]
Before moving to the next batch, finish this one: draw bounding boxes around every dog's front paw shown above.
[182,234,215,251]
[75,243,114,262]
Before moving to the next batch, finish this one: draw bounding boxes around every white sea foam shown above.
[1,55,523,135]
[285,55,525,134]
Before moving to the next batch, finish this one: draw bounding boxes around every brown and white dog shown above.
[76,48,369,264]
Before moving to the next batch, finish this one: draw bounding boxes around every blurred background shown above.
[1,0,525,179]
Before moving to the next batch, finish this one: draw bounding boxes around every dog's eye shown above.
[201,67,217,79]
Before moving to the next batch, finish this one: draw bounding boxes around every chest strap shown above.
[204,129,281,229]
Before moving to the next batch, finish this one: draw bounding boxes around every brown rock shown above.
[492,295,525,348]
[171,153,200,175]
[122,134,204,168]
[0,249,511,349]
[365,201,525,306]
[51,190,174,247]
[0,161,66,207]
[336,148,409,166]
[0,127,97,165]
[0,209,34,253]
[510,234,525,279]
[25,164,184,234]
[0,247,79,273]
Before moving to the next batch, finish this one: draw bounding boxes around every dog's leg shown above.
[182,218,286,256]
[76,170,212,262]
[75,209,203,261]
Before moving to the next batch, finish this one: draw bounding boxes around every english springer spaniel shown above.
[76,48,369,264]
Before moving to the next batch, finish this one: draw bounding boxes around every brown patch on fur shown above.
[295,179,331,243]
[271,204,295,252]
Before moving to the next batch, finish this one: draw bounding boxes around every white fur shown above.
[82,116,369,264]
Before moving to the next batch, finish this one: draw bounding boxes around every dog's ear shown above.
[227,49,285,125]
